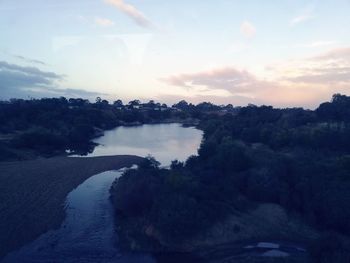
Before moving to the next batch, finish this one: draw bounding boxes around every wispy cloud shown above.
[286,68,350,84]
[289,4,316,26]
[313,47,350,61]
[13,55,47,66]
[289,4,315,26]
[104,0,152,28]
[95,17,115,27]
[290,14,314,26]
[240,21,256,38]
[94,17,115,27]
[285,47,350,84]
[76,15,115,28]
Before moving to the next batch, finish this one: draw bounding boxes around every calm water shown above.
[87,123,203,166]
[3,124,202,262]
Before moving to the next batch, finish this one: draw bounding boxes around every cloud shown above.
[0,61,63,85]
[0,61,63,99]
[59,88,104,98]
[0,61,101,100]
[287,68,350,84]
[161,47,350,108]
[290,6,315,26]
[13,55,47,66]
[262,47,350,107]
[20,87,104,99]
[313,47,350,61]
[104,0,152,28]
[162,67,259,94]
[95,17,115,27]
[283,47,350,84]
[289,14,314,26]
[240,21,256,38]
[296,41,338,48]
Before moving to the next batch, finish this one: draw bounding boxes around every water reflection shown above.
[86,123,203,166]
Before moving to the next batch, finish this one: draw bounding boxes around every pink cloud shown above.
[313,47,350,61]
[160,47,350,108]
[104,0,152,28]
[95,17,115,27]
[162,67,258,93]
[285,47,350,84]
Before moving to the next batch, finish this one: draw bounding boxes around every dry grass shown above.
[0,155,144,259]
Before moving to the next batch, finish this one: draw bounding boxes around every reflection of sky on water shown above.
[88,123,203,166]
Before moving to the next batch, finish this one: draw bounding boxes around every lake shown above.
[3,123,203,262]
[87,123,203,166]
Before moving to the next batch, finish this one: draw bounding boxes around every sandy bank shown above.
[0,155,144,259]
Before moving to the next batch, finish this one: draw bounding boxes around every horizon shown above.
[1,0,350,109]
[0,94,342,111]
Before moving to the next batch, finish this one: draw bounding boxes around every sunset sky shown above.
[1,0,350,108]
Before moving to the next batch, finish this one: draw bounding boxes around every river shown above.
[3,124,203,263]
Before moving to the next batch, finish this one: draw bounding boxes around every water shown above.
[3,124,202,262]
[3,170,154,263]
[86,123,203,166]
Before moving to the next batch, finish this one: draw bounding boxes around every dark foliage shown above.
[111,94,350,255]
[0,97,192,159]
[309,232,350,263]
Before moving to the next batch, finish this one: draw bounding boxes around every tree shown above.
[173,100,189,110]
[128,100,141,106]
[113,99,123,107]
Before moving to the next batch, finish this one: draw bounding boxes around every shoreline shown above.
[0,120,201,161]
[97,118,200,135]
[0,155,144,259]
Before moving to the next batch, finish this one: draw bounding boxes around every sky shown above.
[1,0,350,108]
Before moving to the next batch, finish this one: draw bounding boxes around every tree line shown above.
[0,97,227,160]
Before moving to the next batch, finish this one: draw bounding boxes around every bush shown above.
[12,127,67,153]
[309,232,350,263]
[111,168,160,217]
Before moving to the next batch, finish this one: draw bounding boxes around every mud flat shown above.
[0,155,144,259]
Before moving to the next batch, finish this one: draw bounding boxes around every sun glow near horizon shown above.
[1,0,350,108]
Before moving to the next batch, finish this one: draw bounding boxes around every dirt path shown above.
[0,155,144,259]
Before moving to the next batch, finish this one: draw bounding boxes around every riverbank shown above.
[114,118,200,127]
[0,119,201,162]
[0,155,144,259]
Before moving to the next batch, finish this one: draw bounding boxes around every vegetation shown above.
[0,97,228,160]
[111,94,350,262]
[2,94,350,261]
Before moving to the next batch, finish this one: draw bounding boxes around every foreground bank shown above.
[0,155,144,259]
